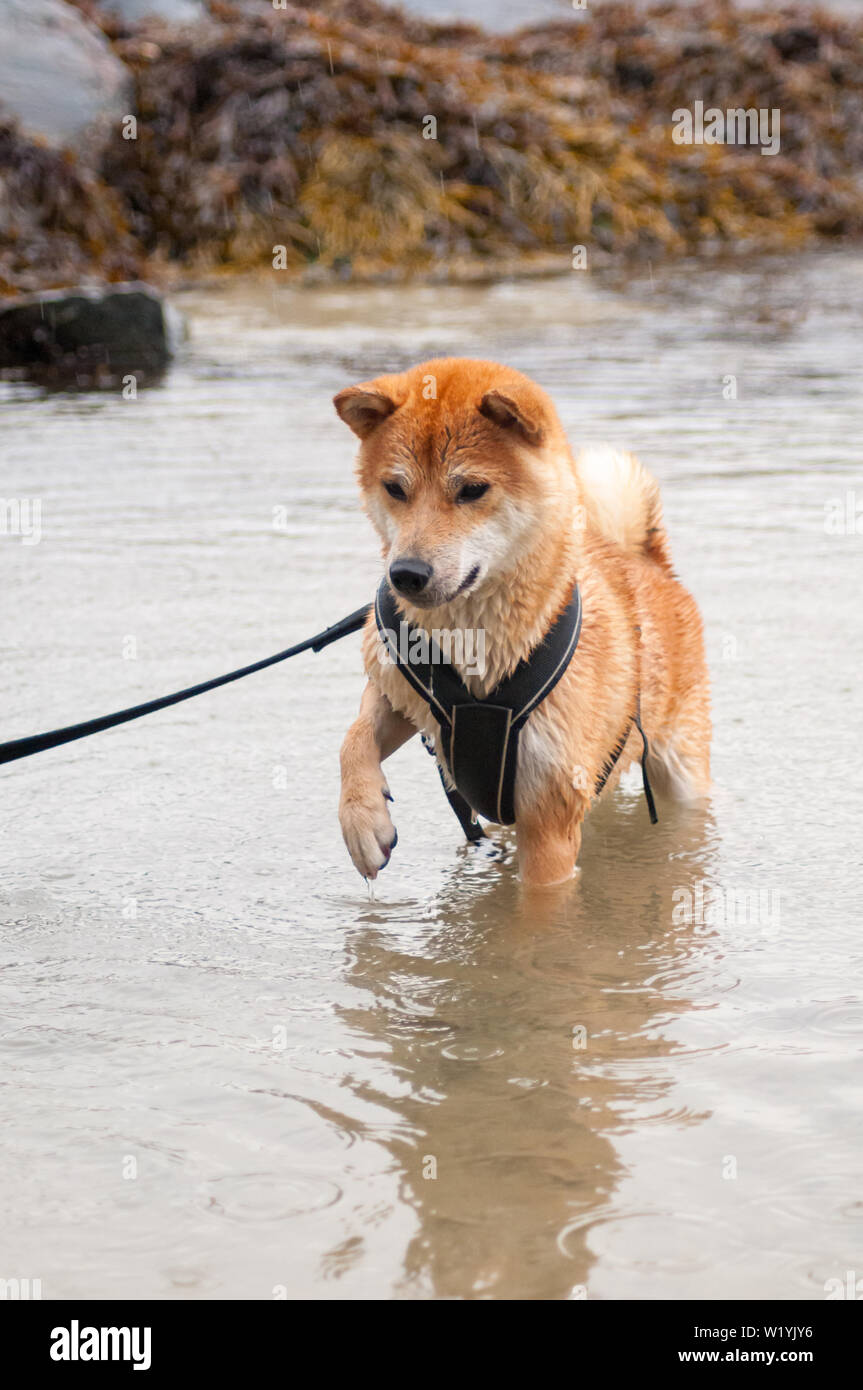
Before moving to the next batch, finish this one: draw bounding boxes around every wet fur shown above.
[335,358,711,888]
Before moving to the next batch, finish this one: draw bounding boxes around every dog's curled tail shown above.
[575,444,674,570]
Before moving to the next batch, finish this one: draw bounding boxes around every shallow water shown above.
[1,250,861,1299]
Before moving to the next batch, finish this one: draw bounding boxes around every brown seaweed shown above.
[4,0,863,295]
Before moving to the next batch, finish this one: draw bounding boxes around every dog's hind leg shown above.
[516,786,589,888]
[646,683,712,802]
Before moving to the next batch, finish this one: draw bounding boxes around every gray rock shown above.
[0,0,131,149]
[0,283,177,383]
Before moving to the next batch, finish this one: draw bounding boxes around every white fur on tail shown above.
[575,445,668,565]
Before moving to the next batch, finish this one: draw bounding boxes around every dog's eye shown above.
[384,480,407,501]
[457,482,490,503]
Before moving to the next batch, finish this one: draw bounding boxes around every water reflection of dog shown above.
[330,797,718,1299]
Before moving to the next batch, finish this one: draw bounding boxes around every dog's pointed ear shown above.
[333,384,398,440]
[479,388,543,444]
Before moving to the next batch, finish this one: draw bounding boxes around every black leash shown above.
[0,596,657,833]
[0,605,371,768]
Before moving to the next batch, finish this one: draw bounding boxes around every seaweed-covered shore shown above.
[3,0,863,295]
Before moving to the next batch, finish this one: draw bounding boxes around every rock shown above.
[0,283,178,383]
[614,60,656,92]
[0,0,130,149]
[0,111,147,296]
[772,27,821,63]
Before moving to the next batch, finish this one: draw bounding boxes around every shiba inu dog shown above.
[334,358,711,888]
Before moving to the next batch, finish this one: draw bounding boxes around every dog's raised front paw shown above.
[339,783,397,880]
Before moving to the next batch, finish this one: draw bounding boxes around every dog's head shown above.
[334,358,575,609]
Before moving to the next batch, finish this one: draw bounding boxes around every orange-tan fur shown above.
[334,358,711,888]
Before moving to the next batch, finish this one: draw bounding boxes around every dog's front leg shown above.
[339,681,416,880]
[516,792,587,889]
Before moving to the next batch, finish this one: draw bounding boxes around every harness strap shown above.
[374,582,583,736]
[593,710,658,824]
[375,579,583,825]
[421,735,485,842]
[634,699,659,825]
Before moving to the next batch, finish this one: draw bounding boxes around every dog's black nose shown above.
[389,558,432,597]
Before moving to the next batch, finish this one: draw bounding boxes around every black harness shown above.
[375,579,657,832]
